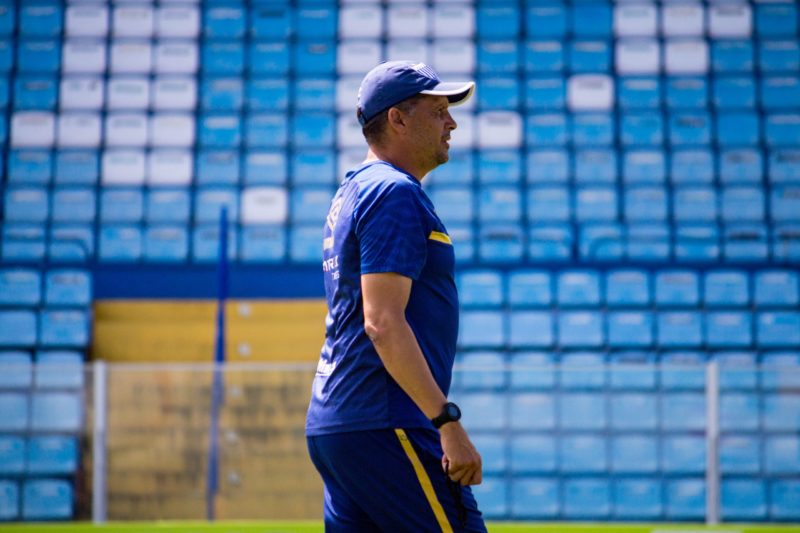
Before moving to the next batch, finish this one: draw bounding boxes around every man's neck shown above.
[365,147,428,182]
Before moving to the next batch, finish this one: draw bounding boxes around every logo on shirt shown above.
[326,197,343,231]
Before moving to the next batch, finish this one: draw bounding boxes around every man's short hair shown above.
[361,94,425,146]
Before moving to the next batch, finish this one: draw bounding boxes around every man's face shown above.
[403,95,458,171]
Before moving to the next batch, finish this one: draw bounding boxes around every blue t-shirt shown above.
[306,160,459,436]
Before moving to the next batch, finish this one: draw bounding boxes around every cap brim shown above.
[419,81,475,107]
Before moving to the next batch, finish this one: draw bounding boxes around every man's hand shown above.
[439,422,482,486]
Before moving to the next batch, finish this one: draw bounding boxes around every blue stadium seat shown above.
[294,79,335,111]
[16,40,60,73]
[478,5,519,39]
[198,115,242,147]
[243,151,286,186]
[662,393,706,431]
[758,311,800,348]
[428,187,473,224]
[559,393,606,430]
[430,150,474,185]
[457,391,506,432]
[524,41,564,73]
[0,39,13,73]
[722,480,766,521]
[293,42,336,76]
[660,351,706,390]
[578,223,623,260]
[619,113,663,146]
[30,392,82,432]
[720,435,760,475]
[755,270,799,307]
[606,269,650,308]
[563,478,610,519]
[509,352,555,390]
[671,149,714,185]
[560,435,606,473]
[0,352,32,389]
[0,480,18,520]
[571,3,612,37]
[528,224,572,261]
[771,187,800,223]
[287,225,322,264]
[510,478,558,519]
[765,435,800,475]
[556,270,600,307]
[54,150,98,185]
[202,42,244,75]
[624,187,667,221]
[13,76,57,110]
[0,3,14,36]
[458,352,506,391]
[22,479,73,520]
[666,77,708,109]
[618,78,660,109]
[290,186,333,225]
[245,114,288,148]
[608,312,653,349]
[765,113,800,147]
[721,392,760,431]
[4,187,49,222]
[609,351,656,390]
[509,311,553,349]
[0,268,40,306]
[655,270,699,307]
[613,479,662,520]
[51,188,95,224]
[478,42,519,75]
[716,351,758,390]
[478,150,522,185]
[196,150,239,186]
[524,77,563,111]
[712,40,753,72]
[472,477,508,519]
[717,112,761,147]
[557,312,603,349]
[35,351,83,389]
[713,76,756,108]
[26,436,78,475]
[574,187,617,222]
[759,41,800,73]
[610,392,656,430]
[763,393,800,432]
[627,223,670,261]
[450,225,475,264]
[479,224,524,263]
[525,113,568,146]
[525,4,566,38]
[510,392,554,431]
[460,310,505,350]
[20,3,62,36]
[611,435,658,474]
[704,270,749,308]
[38,310,88,348]
[478,187,522,223]
[559,352,605,390]
[293,150,335,185]
[720,148,762,184]
[574,149,615,183]
[146,190,190,223]
[49,224,94,262]
[191,225,237,263]
[662,436,706,474]
[770,480,800,520]
[527,187,570,223]
[195,187,238,224]
[98,225,142,262]
[511,434,555,473]
[0,311,37,347]
[568,41,611,73]
[723,224,769,262]
[756,3,798,37]
[100,189,144,223]
[44,270,90,307]
[668,112,711,146]
[773,224,800,261]
[622,149,665,184]
[0,392,28,431]
[706,311,753,348]
[250,4,291,39]
[571,115,613,146]
[471,435,506,475]
[239,225,284,263]
[292,113,335,148]
[769,149,800,184]
[0,435,25,475]
[201,78,243,112]
[203,5,245,39]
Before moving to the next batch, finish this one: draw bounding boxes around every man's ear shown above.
[386,107,407,134]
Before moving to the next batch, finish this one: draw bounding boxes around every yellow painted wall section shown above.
[92,299,327,363]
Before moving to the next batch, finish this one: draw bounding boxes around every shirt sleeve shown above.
[356,179,429,280]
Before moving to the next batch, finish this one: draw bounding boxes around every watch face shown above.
[445,403,461,420]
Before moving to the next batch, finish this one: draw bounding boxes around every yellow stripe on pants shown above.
[394,429,453,533]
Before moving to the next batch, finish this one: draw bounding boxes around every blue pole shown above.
[206,207,229,521]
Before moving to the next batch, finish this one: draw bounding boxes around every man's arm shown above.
[362,271,482,486]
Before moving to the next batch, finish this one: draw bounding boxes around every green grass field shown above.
[1,522,799,533]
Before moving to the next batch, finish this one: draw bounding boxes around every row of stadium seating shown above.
[0,478,73,521]
[0,435,77,476]
[1,2,795,41]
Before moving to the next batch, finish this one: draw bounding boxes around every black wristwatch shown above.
[431,402,461,429]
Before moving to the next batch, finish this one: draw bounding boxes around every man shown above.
[305,61,487,533]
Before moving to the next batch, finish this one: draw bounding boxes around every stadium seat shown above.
[202,42,244,75]
[478,150,522,185]
[430,150,473,185]
[528,224,572,262]
[527,187,570,223]
[671,149,714,185]
[26,436,78,475]
[763,394,800,432]
[156,6,199,39]
[720,435,760,475]
[203,5,245,39]
[98,225,142,262]
[622,149,665,184]
[769,149,800,185]
[509,311,553,349]
[507,271,551,308]
[201,78,243,112]
[478,42,519,75]
[0,435,25,475]
[0,269,40,306]
[704,270,749,308]
[7,149,51,185]
[556,270,600,307]
[143,226,189,263]
[709,3,752,38]
[34,351,83,390]
[619,113,663,146]
[560,435,606,473]
[720,393,759,432]
[610,393,656,430]
[0,392,29,431]
[755,270,799,307]
[757,312,800,348]
[510,478,559,519]
[0,311,37,348]
[49,225,94,262]
[0,352,32,389]
[662,394,706,431]
[773,224,800,261]
[557,312,603,349]
[665,479,705,520]
[574,149,615,183]
[458,352,506,391]
[563,478,610,519]
[655,270,699,307]
[722,480,766,521]
[38,310,88,348]
[615,4,657,37]
[524,41,564,73]
[717,112,760,147]
[148,150,192,187]
[608,312,653,348]
[609,351,656,390]
[386,4,427,39]
[770,480,800,520]
[723,224,769,262]
[52,188,95,223]
[0,480,18,520]
[289,225,323,263]
[239,226,285,263]
[771,187,800,223]
[713,76,756,109]
[759,41,800,73]
[197,150,239,186]
[610,435,658,474]
[472,477,507,520]
[706,311,753,348]
[716,351,758,390]
[431,40,476,75]
[509,393,554,431]
[720,149,762,185]
[44,270,90,307]
[479,224,524,263]
[627,224,670,262]
[766,113,800,148]
[624,187,668,222]
[478,186,522,223]
[509,352,555,390]
[559,393,606,430]
[605,269,649,308]
[765,435,800,476]
[22,479,73,520]
[613,479,662,519]
[511,434,555,474]
[0,2,15,36]
[755,3,797,37]
[457,392,505,432]
[578,223,623,261]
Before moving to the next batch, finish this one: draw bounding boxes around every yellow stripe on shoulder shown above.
[428,231,452,245]
[394,429,453,533]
